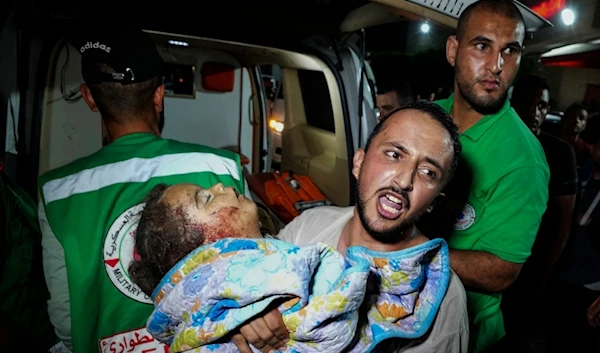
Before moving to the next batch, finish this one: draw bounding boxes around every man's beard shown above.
[356,184,423,244]
[456,68,507,116]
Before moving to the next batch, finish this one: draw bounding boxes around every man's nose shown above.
[535,106,542,119]
[487,51,504,75]
[394,168,414,192]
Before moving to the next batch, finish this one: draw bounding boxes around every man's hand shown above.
[587,295,600,328]
[231,308,289,353]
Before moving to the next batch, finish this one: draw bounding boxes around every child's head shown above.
[129,182,261,295]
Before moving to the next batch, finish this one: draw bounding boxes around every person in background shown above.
[504,74,578,352]
[376,80,416,120]
[433,0,550,351]
[561,104,591,174]
[545,128,600,352]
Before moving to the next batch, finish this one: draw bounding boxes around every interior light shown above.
[421,23,430,33]
[561,8,575,26]
[269,119,284,133]
[168,40,189,47]
[531,0,565,19]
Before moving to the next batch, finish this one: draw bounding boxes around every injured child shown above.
[129,183,451,353]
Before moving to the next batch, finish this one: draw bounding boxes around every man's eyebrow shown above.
[470,36,522,50]
[384,142,409,154]
[505,41,523,50]
[425,157,444,173]
[469,35,493,44]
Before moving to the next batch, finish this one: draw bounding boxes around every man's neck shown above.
[450,91,485,133]
[561,132,579,145]
[337,208,429,255]
[104,119,160,144]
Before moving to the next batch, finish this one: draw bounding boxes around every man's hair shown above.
[512,74,549,101]
[378,80,416,107]
[87,63,160,123]
[456,0,525,40]
[129,184,206,296]
[564,103,587,117]
[364,101,462,182]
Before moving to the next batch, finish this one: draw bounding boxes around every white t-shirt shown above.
[277,206,469,353]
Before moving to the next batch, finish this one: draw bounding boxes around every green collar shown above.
[438,94,512,142]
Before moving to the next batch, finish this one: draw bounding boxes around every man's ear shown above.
[446,35,458,68]
[352,148,365,180]
[427,192,445,213]
[80,84,99,112]
[153,84,165,114]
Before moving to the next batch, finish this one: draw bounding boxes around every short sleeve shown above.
[474,167,549,264]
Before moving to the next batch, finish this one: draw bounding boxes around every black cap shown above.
[72,24,164,85]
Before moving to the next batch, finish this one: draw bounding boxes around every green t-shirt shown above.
[39,133,246,353]
[435,95,549,352]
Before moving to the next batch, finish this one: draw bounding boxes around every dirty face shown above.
[161,183,260,242]
[353,109,454,242]
[447,7,524,115]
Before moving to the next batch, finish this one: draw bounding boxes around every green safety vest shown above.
[39,133,245,353]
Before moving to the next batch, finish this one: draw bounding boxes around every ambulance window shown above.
[298,69,335,133]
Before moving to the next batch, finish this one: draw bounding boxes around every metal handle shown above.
[248,94,255,125]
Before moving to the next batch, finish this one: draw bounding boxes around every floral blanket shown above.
[147,237,449,353]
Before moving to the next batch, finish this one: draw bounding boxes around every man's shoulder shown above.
[39,148,106,185]
[539,132,574,154]
[291,205,354,233]
[278,206,353,246]
[298,206,353,220]
[478,109,549,174]
[161,138,240,162]
[39,138,241,186]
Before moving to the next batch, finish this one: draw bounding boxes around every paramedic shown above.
[38,25,248,353]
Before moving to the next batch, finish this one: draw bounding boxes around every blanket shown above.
[147,238,450,353]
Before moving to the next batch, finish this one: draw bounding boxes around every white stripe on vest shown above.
[42,152,241,205]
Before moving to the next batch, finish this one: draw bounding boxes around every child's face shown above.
[160,183,261,243]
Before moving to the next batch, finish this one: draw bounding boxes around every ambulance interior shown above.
[35,0,552,232]
[39,31,352,231]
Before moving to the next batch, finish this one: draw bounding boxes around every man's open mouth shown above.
[377,192,407,220]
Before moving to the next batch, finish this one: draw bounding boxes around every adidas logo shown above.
[80,41,111,54]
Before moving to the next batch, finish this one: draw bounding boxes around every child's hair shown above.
[129,183,206,296]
